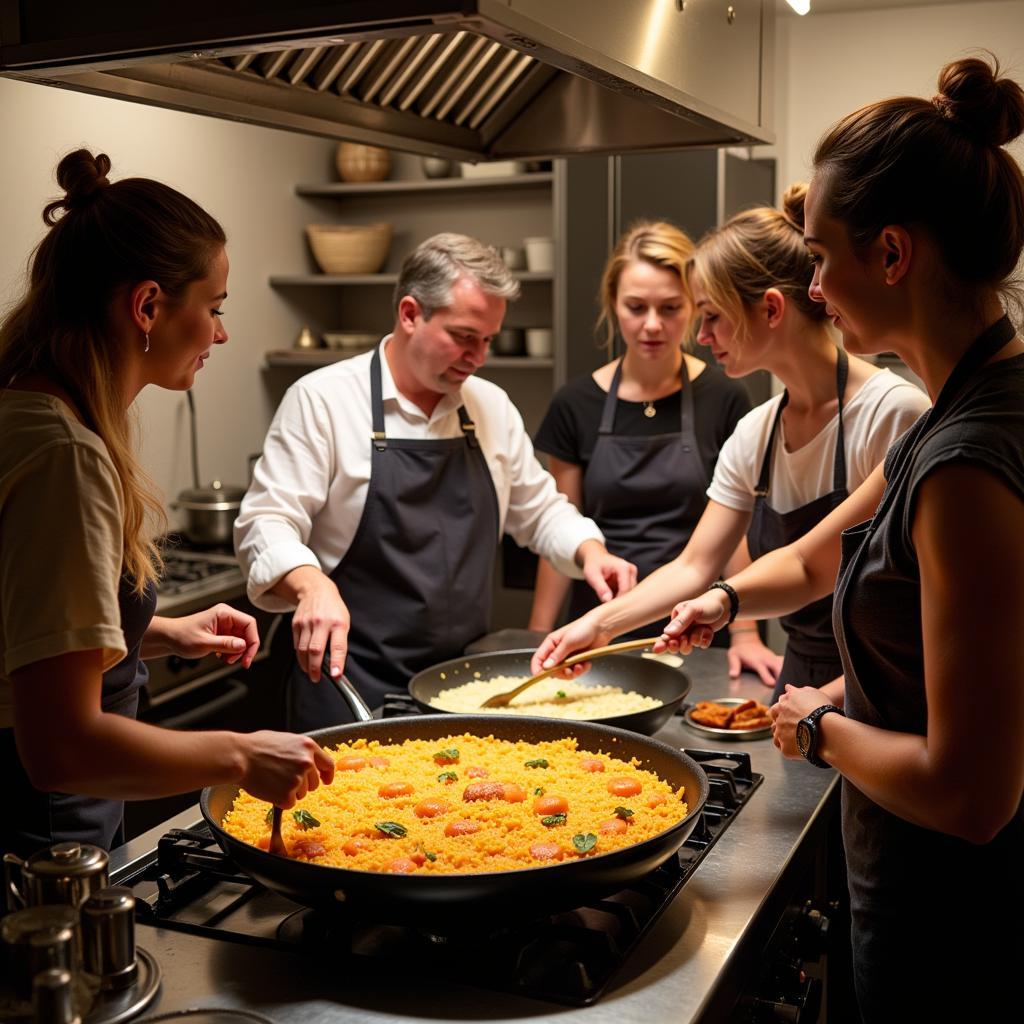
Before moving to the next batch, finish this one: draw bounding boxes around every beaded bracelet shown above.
[707,580,739,624]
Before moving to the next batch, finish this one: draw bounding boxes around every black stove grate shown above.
[117,750,761,1007]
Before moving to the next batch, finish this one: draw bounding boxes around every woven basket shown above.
[306,223,392,274]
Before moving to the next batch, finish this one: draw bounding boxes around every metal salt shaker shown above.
[81,886,138,990]
[32,967,82,1024]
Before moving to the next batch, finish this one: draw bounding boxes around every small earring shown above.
[144,333,150,354]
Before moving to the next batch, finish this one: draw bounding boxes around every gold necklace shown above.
[643,400,657,418]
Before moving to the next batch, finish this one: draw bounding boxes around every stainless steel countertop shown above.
[112,648,838,1023]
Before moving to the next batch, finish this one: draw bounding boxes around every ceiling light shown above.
[786,0,811,14]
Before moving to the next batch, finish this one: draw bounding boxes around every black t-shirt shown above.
[534,363,751,482]
[833,351,1024,1018]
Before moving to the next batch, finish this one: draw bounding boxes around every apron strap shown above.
[370,346,387,451]
[754,348,850,499]
[370,344,480,451]
[597,359,624,435]
[859,314,1016,532]
[832,348,849,492]
[458,405,479,449]
[754,395,787,498]
[598,355,694,440]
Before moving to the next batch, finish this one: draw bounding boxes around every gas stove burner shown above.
[115,750,762,1007]
[153,537,245,615]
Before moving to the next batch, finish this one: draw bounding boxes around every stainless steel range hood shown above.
[0,1,773,160]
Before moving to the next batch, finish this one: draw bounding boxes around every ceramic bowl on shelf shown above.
[500,246,526,270]
[306,223,392,274]
[492,329,525,357]
[336,142,391,182]
[322,332,379,351]
[421,156,455,179]
[525,328,553,358]
[460,160,528,179]
[524,236,554,272]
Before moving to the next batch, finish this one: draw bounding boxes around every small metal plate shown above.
[683,697,772,741]
[86,946,161,1024]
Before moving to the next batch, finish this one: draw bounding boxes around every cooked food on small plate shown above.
[429,675,663,719]
[685,698,772,739]
[223,733,688,872]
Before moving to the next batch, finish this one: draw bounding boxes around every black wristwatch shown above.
[796,704,844,768]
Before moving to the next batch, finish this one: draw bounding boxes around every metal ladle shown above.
[479,636,664,708]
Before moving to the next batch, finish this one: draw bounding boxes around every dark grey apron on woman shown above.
[0,576,156,859]
[567,356,715,643]
[747,350,849,702]
[831,316,1022,1023]
[286,347,500,730]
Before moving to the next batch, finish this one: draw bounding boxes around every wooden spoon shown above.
[479,637,664,709]
[268,806,287,857]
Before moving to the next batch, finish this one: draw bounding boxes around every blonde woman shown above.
[532,187,931,698]
[0,149,333,858]
[527,222,760,669]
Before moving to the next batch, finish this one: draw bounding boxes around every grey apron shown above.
[747,350,848,702]
[832,316,1021,1023]
[568,357,713,643]
[286,347,500,730]
[1,575,155,858]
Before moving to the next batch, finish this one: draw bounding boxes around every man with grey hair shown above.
[236,233,636,728]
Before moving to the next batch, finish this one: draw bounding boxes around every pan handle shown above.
[326,673,374,723]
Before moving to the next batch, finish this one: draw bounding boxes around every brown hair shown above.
[813,54,1024,306]
[688,183,827,344]
[597,221,695,354]
[0,149,227,591]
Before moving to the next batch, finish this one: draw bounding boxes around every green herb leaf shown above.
[437,771,459,784]
[524,758,549,769]
[541,813,567,827]
[556,690,567,699]
[433,748,460,764]
[292,809,320,831]
[424,851,437,862]
[375,821,408,838]
[265,807,275,825]
[534,787,544,796]
[614,806,635,820]
[572,832,598,854]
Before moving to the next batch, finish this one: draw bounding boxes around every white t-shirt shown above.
[707,369,931,514]
[0,392,127,727]
[235,337,604,612]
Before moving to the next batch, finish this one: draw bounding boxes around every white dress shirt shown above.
[236,337,604,612]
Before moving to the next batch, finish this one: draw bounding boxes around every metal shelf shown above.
[295,173,552,197]
[269,271,552,286]
[263,349,553,370]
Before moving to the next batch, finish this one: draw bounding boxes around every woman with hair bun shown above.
[527,222,757,661]
[532,190,929,696]
[660,55,1024,1019]
[0,149,334,858]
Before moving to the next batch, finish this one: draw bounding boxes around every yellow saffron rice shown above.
[222,733,688,874]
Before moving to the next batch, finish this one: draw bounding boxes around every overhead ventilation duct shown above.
[0,1,774,159]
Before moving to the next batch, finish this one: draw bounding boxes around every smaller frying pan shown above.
[408,649,690,736]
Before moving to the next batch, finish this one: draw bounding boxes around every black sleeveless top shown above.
[833,342,1024,1019]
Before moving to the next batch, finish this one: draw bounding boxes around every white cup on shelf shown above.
[525,328,553,358]
[523,236,555,272]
